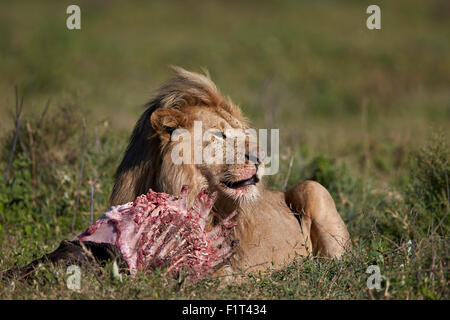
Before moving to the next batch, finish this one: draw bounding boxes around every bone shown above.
[75,186,238,279]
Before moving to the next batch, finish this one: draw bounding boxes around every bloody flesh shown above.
[76,186,238,278]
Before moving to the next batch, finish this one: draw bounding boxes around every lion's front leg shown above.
[285,180,351,258]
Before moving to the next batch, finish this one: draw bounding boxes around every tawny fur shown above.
[111,67,352,277]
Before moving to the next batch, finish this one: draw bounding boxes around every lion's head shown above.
[111,67,265,216]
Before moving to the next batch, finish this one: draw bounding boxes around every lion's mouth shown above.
[221,175,259,189]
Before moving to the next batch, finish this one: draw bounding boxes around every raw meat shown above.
[76,186,238,278]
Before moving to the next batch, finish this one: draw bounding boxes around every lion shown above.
[110,67,351,277]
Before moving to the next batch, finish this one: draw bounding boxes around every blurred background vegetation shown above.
[0,0,448,299]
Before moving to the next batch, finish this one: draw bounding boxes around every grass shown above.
[0,0,449,299]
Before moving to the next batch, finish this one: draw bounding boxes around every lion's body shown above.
[231,189,310,272]
[111,67,351,276]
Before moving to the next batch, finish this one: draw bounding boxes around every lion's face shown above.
[151,106,265,211]
[110,67,268,210]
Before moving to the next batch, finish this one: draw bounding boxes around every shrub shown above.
[404,135,449,237]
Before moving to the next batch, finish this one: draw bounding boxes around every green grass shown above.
[0,0,449,299]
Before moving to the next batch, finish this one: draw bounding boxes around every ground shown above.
[0,0,449,299]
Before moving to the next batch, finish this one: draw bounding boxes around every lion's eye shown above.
[213,131,226,139]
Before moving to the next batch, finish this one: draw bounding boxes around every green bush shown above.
[404,135,449,237]
[301,154,357,198]
[0,104,123,247]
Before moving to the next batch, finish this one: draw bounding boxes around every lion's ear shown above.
[150,108,186,135]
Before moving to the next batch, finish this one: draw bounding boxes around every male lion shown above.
[110,67,351,277]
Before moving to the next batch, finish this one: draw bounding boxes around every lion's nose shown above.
[245,153,261,168]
